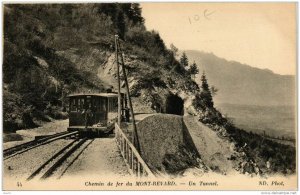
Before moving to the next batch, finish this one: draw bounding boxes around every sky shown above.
[140,3,296,75]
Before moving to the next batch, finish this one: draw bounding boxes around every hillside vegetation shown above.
[3,4,196,132]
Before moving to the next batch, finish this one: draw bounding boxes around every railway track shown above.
[27,138,94,181]
[4,131,79,160]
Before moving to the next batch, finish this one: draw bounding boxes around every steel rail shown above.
[40,138,88,180]
[57,139,94,179]
[4,131,68,154]
[26,138,80,181]
[4,131,79,160]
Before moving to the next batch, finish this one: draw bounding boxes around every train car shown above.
[67,92,125,136]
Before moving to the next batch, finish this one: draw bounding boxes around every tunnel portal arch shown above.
[165,94,184,116]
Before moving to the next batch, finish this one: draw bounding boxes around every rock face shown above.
[136,114,263,176]
[183,116,235,174]
[97,51,198,116]
[136,114,205,174]
[136,113,277,177]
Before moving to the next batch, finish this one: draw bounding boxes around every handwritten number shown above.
[204,9,215,20]
[189,9,215,23]
[194,15,200,21]
[188,17,192,24]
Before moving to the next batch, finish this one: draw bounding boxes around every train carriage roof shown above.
[67,93,120,98]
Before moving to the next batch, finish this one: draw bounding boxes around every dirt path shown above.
[62,137,129,179]
[183,116,236,175]
[135,113,155,123]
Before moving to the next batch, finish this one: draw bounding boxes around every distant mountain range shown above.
[185,50,295,106]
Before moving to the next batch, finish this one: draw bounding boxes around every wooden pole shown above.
[117,39,140,152]
[115,35,121,126]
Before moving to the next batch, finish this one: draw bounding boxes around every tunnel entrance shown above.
[165,94,184,115]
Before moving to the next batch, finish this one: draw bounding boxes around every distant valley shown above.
[216,103,296,139]
[185,50,296,139]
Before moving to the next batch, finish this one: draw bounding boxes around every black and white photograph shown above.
[2,2,297,190]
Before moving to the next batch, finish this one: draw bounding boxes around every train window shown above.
[109,97,116,112]
[82,98,85,110]
[78,98,84,111]
[92,97,97,111]
[76,98,79,111]
[108,99,111,112]
[98,98,101,111]
[77,98,81,111]
[113,98,116,109]
[91,97,95,111]
[86,97,91,109]
[95,98,99,112]
[114,97,118,111]
[102,98,107,112]
[107,97,117,112]
[71,98,76,111]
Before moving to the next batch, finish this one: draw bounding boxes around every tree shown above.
[170,43,178,57]
[200,72,214,108]
[189,61,199,79]
[119,3,144,25]
[116,10,126,39]
[129,3,144,25]
[96,3,144,39]
[180,52,189,67]
[169,43,178,68]
[97,3,118,17]
[193,72,214,110]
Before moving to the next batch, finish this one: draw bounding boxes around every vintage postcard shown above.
[2,2,297,191]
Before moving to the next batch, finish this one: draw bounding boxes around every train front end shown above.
[67,93,120,137]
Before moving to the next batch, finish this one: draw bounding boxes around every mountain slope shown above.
[185,50,295,106]
[3,4,196,131]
